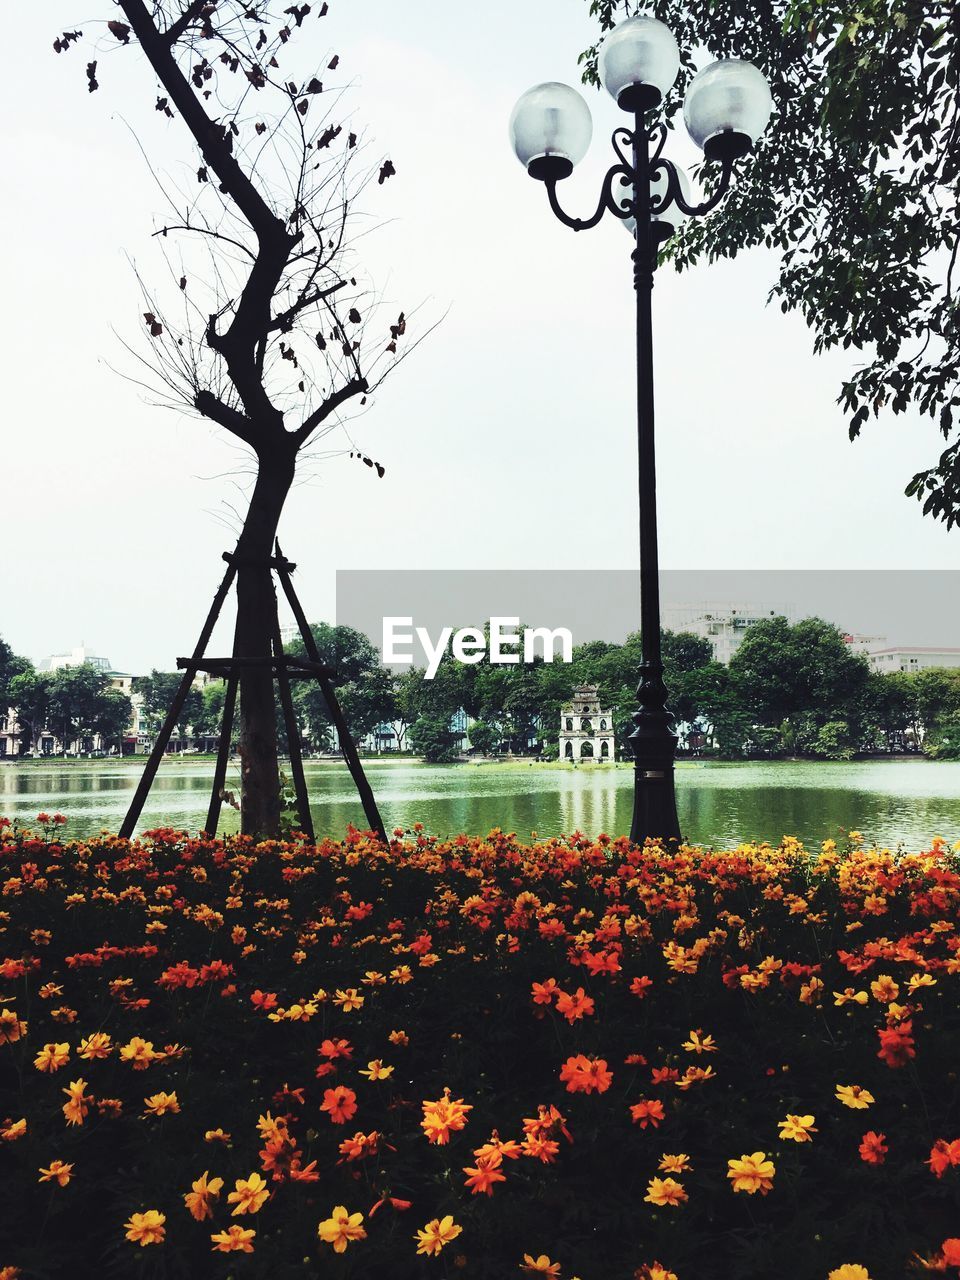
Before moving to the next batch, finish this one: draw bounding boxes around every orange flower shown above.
[338,1130,380,1161]
[463,1152,507,1196]
[559,1054,613,1094]
[421,1088,472,1144]
[555,987,595,1023]
[321,1086,358,1125]
[124,1210,166,1246]
[415,1215,462,1257]
[858,1131,887,1166]
[658,1154,692,1174]
[0,1009,27,1044]
[210,1225,256,1253]
[644,1177,687,1207]
[333,988,364,1012]
[143,1091,180,1117]
[521,1256,561,1276]
[928,1138,960,1177]
[119,1037,159,1070]
[941,1240,960,1267]
[204,1128,231,1144]
[726,1152,776,1195]
[630,976,654,998]
[38,1159,73,1187]
[531,979,559,1005]
[184,1171,224,1221]
[227,1172,269,1216]
[1,1118,26,1142]
[630,1099,665,1129]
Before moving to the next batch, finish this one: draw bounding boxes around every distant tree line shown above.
[0,638,132,756]
[4,617,960,763]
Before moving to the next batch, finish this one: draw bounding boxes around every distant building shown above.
[662,603,794,665]
[559,684,615,762]
[866,647,960,674]
[843,634,889,656]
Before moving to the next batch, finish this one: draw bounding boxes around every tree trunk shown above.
[233,450,295,838]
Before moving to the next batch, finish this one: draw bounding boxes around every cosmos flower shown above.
[778,1114,817,1143]
[644,1177,687,1207]
[415,1215,462,1257]
[317,1205,367,1252]
[124,1210,166,1246]
[836,1085,875,1110]
[520,1256,561,1276]
[727,1152,776,1195]
[858,1132,888,1165]
[321,1086,358,1125]
[210,1225,256,1252]
[38,1160,73,1187]
[184,1171,224,1221]
[33,1043,70,1073]
[227,1172,269,1216]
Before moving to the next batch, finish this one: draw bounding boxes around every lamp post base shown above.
[627,660,682,846]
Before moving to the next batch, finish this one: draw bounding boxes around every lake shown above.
[2,757,960,849]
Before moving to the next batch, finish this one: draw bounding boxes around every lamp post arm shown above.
[544,160,637,232]
[650,154,737,218]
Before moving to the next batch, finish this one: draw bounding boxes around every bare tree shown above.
[55,2,412,835]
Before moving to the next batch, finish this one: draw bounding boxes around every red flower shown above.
[858,1131,888,1166]
[929,1138,960,1177]
[320,1087,358,1125]
[877,1019,916,1069]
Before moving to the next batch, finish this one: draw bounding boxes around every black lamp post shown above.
[510,17,772,845]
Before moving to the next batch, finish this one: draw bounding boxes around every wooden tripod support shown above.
[118,540,386,843]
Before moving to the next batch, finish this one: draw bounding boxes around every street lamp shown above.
[510,15,772,846]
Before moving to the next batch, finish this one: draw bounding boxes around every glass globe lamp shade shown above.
[509,82,593,181]
[615,166,693,240]
[599,15,680,112]
[683,58,773,161]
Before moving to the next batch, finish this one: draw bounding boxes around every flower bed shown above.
[1,816,959,1279]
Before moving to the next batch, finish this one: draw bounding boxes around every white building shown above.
[866,647,960,674]
[559,684,615,762]
[662,603,795,665]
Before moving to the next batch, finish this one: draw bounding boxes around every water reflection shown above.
[1,759,960,850]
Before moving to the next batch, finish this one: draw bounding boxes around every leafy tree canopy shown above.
[581,1,960,524]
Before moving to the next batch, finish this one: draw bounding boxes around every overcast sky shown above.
[3,2,957,675]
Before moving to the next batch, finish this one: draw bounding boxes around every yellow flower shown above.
[78,1031,113,1060]
[644,1177,687,1207]
[726,1152,776,1195]
[211,1225,256,1252]
[34,1042,70,1073]
[61,1078,90,1127]
[799,977,824,1005]
[204,1128,231,1144]
[184,1171,224,1222]
[119,1037,159,1069]
[0,1008,27,1044]
[317,1205,367,1253]
[907,973,936,991]
[836,1085,874,1110]
[124,1210,166,1246]
[415,1215,463,1257]
[38,1159,73,1187]
[681,1030,717,1054]
[827,1267,871,1280]
[333,988,364,1012]
[833,988,868,1007]
[778,1114,817,1143]
[658,1153,693,1174]
[143,1091,180,1117]
[520,1256,561,1276]
[227,1172,269,1216]
[358,1059,394,1081]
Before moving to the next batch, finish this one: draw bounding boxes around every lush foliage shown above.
[2,816,959,1278]
[8,664,132,757]
[582,1,960,525]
